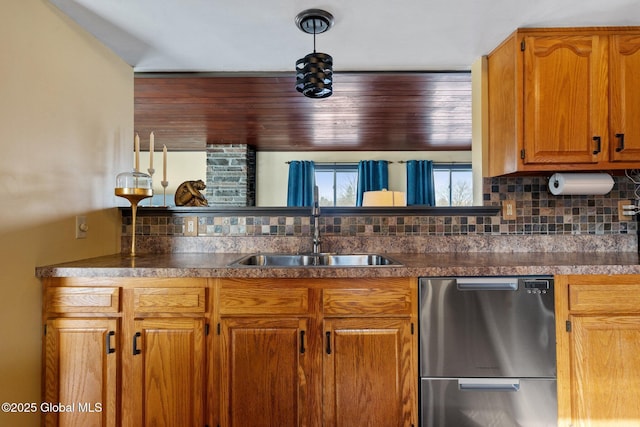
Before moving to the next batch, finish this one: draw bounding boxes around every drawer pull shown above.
[300,330,306,354]
[132,332,141,355]
[458,379,520,392]
[616,133,625,152]
[593,136,601,155]
[326,331,332,355]
[105,331,115,354]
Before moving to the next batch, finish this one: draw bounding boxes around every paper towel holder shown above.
[547,172,614,196]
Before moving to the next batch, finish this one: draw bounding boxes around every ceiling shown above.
[49,0,640,151]
[49,0,640,72]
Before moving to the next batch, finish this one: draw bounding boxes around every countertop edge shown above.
[35,252,640,278]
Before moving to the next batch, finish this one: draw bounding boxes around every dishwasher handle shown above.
[458,378,520,392]
[456,277,518,291]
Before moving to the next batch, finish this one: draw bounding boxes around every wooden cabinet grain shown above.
[124,317,206,427]
[323,318,414,427]
[42,278,208,427]
[609,34,640,162]
[43,318,118,427]
[213,277,418,427]
[485,27,640,176]
[555,275,640,426]
[219,317,309,427]
[43,276,417,427]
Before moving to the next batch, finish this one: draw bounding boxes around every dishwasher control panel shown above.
[520,278,552,294]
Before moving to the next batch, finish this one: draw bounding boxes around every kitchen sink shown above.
[229,253,402,267]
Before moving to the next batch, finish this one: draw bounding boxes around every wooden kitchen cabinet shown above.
[215,278,315,427]
[43,276,417,427]
[323,318,414,427]
[609,34,640,162]
[42,284,121,427]
[42,278,208,427]
[555,275,640,426]
[43,317,118,427]
[219,317,309,427]
[485,27,640,177]
[214,277,418,427]
[125,317,206,427]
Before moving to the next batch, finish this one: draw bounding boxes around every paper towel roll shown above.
[548,173,614,195]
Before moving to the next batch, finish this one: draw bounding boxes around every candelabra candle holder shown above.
[161,180,169,207]
[115,170,153,256]
[147,168,155,206]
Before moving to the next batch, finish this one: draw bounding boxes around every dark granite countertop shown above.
[36,251,640,279]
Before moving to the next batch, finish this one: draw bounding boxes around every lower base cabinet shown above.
[43,318,118,427]
[556,275,640,426]
[323,318,414,427]
[42,277,418,427]
[42,278,208,427]
[219,318,309,427]
[124,317,206,427]
[214,277,418,427]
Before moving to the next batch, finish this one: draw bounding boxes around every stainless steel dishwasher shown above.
[419,276,557,427]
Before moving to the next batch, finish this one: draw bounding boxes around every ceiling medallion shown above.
[295,9,334,99]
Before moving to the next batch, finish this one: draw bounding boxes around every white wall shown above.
[471,57,488,204]
[0,1,133,425]
[256,151,472,206]
[138,151,206,205]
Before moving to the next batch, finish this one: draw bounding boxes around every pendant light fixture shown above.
[295,9,334,98]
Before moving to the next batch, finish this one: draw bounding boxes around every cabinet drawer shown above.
[219,287,309,315]
[323,288,412,316]
[45,287,120,313]
[133,287,206,313]
[569,284,640,313]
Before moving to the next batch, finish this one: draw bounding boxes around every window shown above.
[433,164,473,206]
[315,164,358,206]
[314,162,473,207]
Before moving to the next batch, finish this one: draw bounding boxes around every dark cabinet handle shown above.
[132,332,141,355]
[105,330,115,354]
[593,136,601,155]
[300,330,306,354]
[616,133,625,152]
[326,331,331,355]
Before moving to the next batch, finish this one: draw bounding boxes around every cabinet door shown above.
[323,318,415,427]
[609,34,640,161]
[44,318,118,427]
[219,317,309,427]
[522,35,608,164]
[569,315,640,423]
[128,317,206,427]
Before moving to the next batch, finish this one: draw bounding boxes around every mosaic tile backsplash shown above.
[484,175,636,235]
[123,176,638,239]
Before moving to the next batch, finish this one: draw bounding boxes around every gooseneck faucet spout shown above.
[312,185,322,254]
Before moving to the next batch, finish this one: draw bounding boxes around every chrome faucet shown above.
[312,185,322,254]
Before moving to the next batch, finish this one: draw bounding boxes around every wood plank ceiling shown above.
[134,72,472,152]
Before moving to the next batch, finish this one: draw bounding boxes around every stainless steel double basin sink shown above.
[229,253,401,267]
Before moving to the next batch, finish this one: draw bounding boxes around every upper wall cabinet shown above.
[485,27,640,177]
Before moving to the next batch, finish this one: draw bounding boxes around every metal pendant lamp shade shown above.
[295,9,334,99]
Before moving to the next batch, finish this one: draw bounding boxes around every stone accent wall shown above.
[205,144,256,206]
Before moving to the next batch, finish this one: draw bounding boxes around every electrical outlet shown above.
[184,216,198,236]
[75,215,88,239]
[502,200,517,220]
[618,200,633,221]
